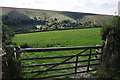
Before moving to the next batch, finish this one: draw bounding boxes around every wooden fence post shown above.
[5,45,16,78]
[15,46,21,59]
[15,46,22,78]
[5,45,22,78]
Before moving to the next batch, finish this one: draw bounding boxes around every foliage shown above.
[99,16,120,79]
[2,22,14,48]
[1,23,15,78]
[80,15,109,28]
[101,16,120,46]
[20,43,31,48]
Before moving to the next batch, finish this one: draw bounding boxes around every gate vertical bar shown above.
[75,55,79,74]
[100,47,103,63]
[87,49,92,72]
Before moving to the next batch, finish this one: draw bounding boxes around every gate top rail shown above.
[16,46,102,53]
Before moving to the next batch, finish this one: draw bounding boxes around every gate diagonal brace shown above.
[31,49,89,78]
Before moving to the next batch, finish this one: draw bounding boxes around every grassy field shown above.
[12,28,102,78]
[12,28,102,48]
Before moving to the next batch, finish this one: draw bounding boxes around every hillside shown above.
[1,7,75,22]
[1,7,110,33]
[59,11,96,20]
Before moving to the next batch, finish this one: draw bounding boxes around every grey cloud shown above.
[74,5,83,9]
[84,1,96,8]
[100,2,115,9]
[34,1,47,4]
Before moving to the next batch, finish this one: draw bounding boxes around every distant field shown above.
[12,28,102,78]
[12,28,102,48]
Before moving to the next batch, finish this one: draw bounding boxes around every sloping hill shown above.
[2,7,75,21]
[79,15,110,26]
[60,11,96,20]
[1,7,110,33]
[1,7,76,33]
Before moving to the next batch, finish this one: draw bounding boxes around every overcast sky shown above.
[0,0,119,15]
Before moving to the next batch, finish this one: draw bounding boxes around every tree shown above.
[2,23,14,48]
[99,16,120,79]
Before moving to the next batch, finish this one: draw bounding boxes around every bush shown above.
[2,23,15,48]
[20,43,30,48]
[99,16,120,78]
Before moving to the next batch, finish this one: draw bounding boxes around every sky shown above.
[0,0,119,15]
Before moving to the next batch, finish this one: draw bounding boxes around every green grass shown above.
[12,28,102,78]
[12,28,102,48]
